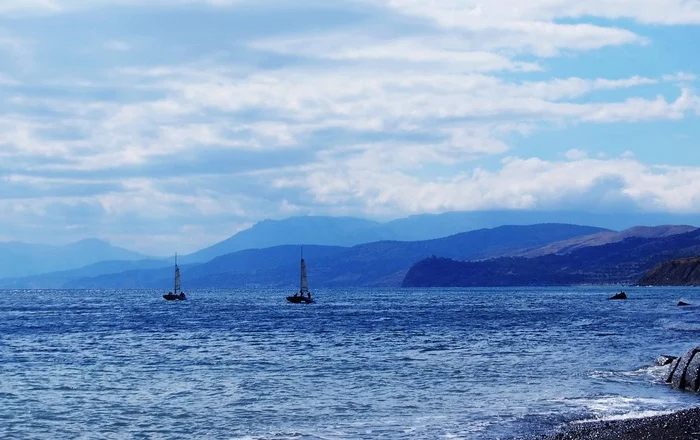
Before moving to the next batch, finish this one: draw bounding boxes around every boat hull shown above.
[163,293,186,301]
[286,295,313,304]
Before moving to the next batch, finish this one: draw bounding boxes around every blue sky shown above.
[1,0,700,255]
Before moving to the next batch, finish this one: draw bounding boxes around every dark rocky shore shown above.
[524,407,700,440]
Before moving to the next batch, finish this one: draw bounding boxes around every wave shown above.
[551,394,670,419]
[573,409,676,424]
[589,364,669,383]
[655,318,700,332]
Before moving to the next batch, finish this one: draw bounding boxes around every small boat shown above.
[287,247,313,304]
[163,254,186,301]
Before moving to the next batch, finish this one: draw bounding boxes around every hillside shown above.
[512,225,697,258]
[0,258,170,289]
[66,245,349,289]
[180,211,700,264]
[381,211,700,240]
[638,257,700,286]
[0,239,149,279]
[183,216,388,263]
[64,223,606,289]
[403,228,700,287]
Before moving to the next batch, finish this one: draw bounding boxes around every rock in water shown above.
[656,355,678,366]
[666,346,700,392]
[685,353,700,392]
[665,357,681,383]
[677,300,690,306]
[608,291,627,300]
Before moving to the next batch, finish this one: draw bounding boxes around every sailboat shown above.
[163,254,186,301]
[287,247,313,304]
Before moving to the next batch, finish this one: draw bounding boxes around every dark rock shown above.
[608,291,627,300]
[665,357,681,383]
[656,355,678,366]
[685,352,700,392]
[669,346,700,390]
[677,300,690,306]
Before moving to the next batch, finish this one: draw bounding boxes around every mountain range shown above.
[0,239,150,279]
[4,223,606,289]
[180,210,700,263]
[402,227,700,287]
[2,210,700,289]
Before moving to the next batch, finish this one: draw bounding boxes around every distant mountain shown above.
[65,223,606,289]
[64,245,349,289]
[638,257,700,286]
[0,238,149,279]
[182,211,700,264]
[512,225,697,258]
[0,258,170,289]
[402,228,700,287]
[183,216,390,263]
[381,211,700,241]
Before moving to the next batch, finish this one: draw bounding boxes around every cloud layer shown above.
[0,0,699,254]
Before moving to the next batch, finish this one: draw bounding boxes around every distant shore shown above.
[526,406,700,440]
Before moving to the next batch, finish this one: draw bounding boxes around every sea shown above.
[1,286,700,439]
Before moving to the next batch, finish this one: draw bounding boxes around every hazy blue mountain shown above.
[183,211,700,264]
[382,211,700,241]
[65,245,349,289]
[0,238,149,279]
[510,225,697,257]
[0,258,170,289]
[183,216,389,263]
[402,228,700,287]
[65,223,606,289]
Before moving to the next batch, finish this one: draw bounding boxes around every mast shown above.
[174,253,181,295]
[299,246,308,294]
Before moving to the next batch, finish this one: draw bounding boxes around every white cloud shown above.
[663,72,697,83]
[0,0,244,14]
[272,154,700,215]
[1,0,699,253]
[565,149,588,160]
[251,35,543,72]
[583,89,698,122]
[380,0,700,27]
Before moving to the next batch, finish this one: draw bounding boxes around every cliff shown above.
[638,257,700,286]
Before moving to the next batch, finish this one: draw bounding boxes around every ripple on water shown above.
[1,287,700,439]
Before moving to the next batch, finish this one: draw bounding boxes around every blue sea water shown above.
[1,287,700,439]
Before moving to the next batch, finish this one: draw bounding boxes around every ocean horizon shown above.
[2,286,699,439]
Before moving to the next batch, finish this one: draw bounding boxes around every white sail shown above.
[174,265,181,294]
[300,258,308,293]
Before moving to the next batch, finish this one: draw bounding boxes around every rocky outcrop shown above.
[608,291,627,300]
[638,257,700,286]
[664,346,700,392]
[656,354,677,366]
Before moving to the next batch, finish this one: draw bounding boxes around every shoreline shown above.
[525,406,700,440]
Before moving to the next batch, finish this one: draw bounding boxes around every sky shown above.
[1,0,700,255]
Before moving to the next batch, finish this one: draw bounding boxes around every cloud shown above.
[0,0,244,14]
[271,153,700,215]
[565,149,587,161]
[380,0,700,26]
[0,0,699,253]
[250,34,543,72]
